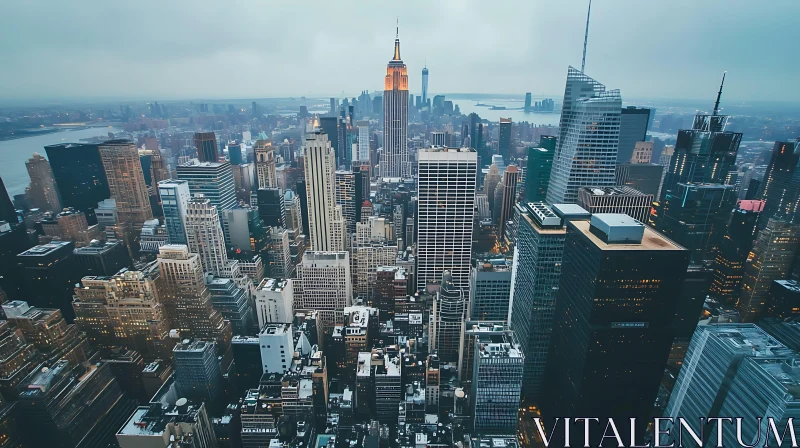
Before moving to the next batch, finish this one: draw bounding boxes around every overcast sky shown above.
[2,0,799,103]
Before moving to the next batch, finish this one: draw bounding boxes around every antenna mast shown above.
[712,71,726,116]
[581,0,592,73]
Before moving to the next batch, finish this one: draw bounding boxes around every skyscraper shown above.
[156,245,230,344]
[176,160,237,218]
[657,75,741,208]
[614,162,664,197]
[173,339,223,403]
[471,329,523,435]
[295,251,352,330]
[661,324,798,447]
[382,27,410,178]
[738,218,800,321]
[498,165,518,241]
[17,241,79,322]
[416,147,477,291]
[541,214,690,445]
[99,140,153,229]
[24,153,61,212]
[304,130,345,252]
[255,139,278,189]
[658,183,736,262]
[184,195,229,277]
[45,143,110,225]
[334,170,358,234]
[421,65,429,106]
[617,106,651,163]
[194,132,219,163]
[524,136,556,203]
[709,199,763,304]
[429,271,465,363]
[509,202,589,401]
[758,139,800,229]
[469,259,512,321]
[356,121,370,162]
[546,67,621,204]
[498,118,512,160]
[158,179,191,245]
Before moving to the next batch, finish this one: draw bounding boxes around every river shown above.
[449,98,561,126]
[0,126,121,197]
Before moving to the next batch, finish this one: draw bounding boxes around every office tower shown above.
[765,280,800,318]
[176,159,237,216]
[458,321,509,389]
[24,153,61,212]
[255,278,294,328]
[469,259,512,321]
[421,65,429,105]
[656,144,675,199]
[417,147,477,291]
[471,330,523,435]
[541,214,690,445]
[658,183,736,262]
[524,92,532,112]
[157,245,230,343]
[0,178,16,226]
[355,121,370,162]
[258,323,293,373]
[319,116,342,164]
[758,139,800,228]
[158,179,191,244]
[2,300,87,368]
[45,143,110,225]
[334,170,359,234]
[661,324,798,447]
[184,195,229,276]
[709,200,763,304]
[430,131,445,147]
[138,219,168,253]
[0,319,39,400]
[429,271,465,363]
[194,132,219,162]
[382,28,410,178]
[510,202,589,400]
[304,130,346,252]
[256,187,285,228]
[374,266,407,320]
[498,165,519,240]
[576,186,652,223]
[18,359,136,448]
[498,118,512,160]
[615,162,664,197]
[266,227,293,279]
[73,265,171,359]
[254,139,278,189]
[630,140,653,163]
[546,68,621,204]
[16,241,79,322]
[99,140,153,228]
[524,136,556,203]
[342,306,379,385]
[295,251,352,330]
[173,339,223,403]
[352,241,397,304]
[228,142,243,166]
[657,78,741,208]
[617,106,651,163]
[738,218,800,321]
[117,399,217,448]
[206,276,253,336]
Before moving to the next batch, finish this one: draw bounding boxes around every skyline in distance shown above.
[2,0,799,104]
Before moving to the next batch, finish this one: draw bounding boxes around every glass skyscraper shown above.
[158,179,190,245]
[45,143,110,225]
[546,67,621,204]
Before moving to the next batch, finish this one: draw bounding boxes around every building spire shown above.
[581,0,591,73]
[713,71,726,116]
[393,18,401,61]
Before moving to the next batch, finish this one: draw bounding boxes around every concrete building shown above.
[471,330,523,435]
[294,251,352,330]
[577,186,653,223]
[117,399,218,448]
[99,140,153,229]
[469,259,512,322]
[255,278,294,328]
[303,130,346,252]
[382,30,410,178]
[259,323,294,373]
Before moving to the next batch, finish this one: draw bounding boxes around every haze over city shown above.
[2,0,799,103]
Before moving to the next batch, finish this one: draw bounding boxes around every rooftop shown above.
[580,186,647,197]
[258,278,290,292]
[18,241,72,257]
[260,323,292,336]
[572,217,684,251]
[704,324,794,358]
[751,358,800,400]
[173,340,212,353]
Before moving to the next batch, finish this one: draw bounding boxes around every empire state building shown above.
[382,28,410,178]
